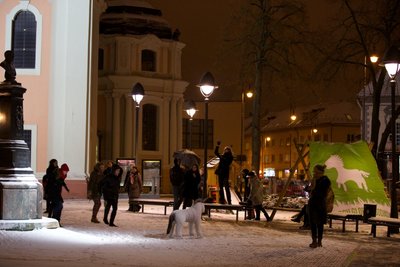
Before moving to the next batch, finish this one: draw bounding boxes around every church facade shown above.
[0,0,193,196]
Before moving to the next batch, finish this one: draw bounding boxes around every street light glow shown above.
[246,91,253,98]
[385,63,400,78]
[197,72,217,99]
[131,82,145,106]
[370,54,379,63]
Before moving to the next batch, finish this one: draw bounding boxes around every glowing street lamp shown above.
[131,82,145,161]
[240,87,254,168]
[381,44,400,221]
[197,72,217,198]
[184,100,197,149]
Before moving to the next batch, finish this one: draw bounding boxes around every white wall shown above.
[48,0,92,178]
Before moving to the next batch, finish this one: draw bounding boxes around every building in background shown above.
[0,0,242,197]
[244,101,361,180]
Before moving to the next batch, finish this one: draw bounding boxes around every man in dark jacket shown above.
[88,162,105,223]
[214,141,233,204]
[101,164,122,227]
[170,158,185,210]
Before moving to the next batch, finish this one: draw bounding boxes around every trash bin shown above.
[363,204,377,223]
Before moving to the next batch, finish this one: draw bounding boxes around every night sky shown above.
[146,0,362,111]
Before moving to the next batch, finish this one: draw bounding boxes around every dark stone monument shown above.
[0,50,57,230]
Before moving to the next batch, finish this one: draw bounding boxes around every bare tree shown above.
[222,0,307,175]
[310,0,400,160]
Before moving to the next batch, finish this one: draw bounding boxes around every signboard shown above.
[310,141,390,216]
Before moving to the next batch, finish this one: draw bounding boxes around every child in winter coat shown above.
[247,171,271,221]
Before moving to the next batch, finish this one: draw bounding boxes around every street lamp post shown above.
[240,89,253,169]
[197,72,217,199]
[131,82,145,164]
[381,45,400,222]
[184,100,197,150]
[362,54,379,140]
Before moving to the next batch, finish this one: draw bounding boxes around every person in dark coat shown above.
[214,141,233,204]
[48,163,70,225]
[308,164,331,248]
[43,159,59,214]
[87,162,105,223]
[170,158,185,210]
[182,164,201,209]
[101,164,122,227]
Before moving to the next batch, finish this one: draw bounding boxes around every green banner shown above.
[310,141,390,217]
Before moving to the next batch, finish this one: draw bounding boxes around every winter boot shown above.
[317,238,322,247]
[91,216,100,223]
[309,238,318,248]
[127,204,134,211]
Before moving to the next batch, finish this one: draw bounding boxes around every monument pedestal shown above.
[0,84,58,229]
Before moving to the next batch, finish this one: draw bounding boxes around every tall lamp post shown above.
[381,45,400,221]
[131,82,145,164]
[197,72,217,199]
[184,100,197,150]
[362,54,379,140]
[240,89,253,169]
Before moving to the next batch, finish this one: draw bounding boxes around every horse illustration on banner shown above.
[325,154,370,192]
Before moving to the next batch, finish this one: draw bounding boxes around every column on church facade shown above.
[112,92,121,159]
[124,93,133,157]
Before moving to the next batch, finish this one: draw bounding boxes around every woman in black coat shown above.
[101,164,122,227]
[308,164,331,248]
[182,164,201,209]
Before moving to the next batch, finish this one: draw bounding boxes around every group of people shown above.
[44,158,143,227]
[42,159,70,226]
[44,145,331,248]
[86,161,143,227]
[170,158,201,210]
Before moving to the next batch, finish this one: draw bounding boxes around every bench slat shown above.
[367,216,400,237]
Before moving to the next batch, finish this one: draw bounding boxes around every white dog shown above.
[166,200,205,239]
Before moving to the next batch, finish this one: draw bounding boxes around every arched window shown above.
[141,50,156,72]
[5,2,42,75]
[12,10,37,69]
[142,104,158,151]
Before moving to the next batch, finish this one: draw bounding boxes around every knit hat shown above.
[59,163,70,180]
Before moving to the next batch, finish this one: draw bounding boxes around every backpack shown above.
[326,185,335,213]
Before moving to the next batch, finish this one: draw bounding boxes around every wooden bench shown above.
[204,203,246,222]
[327,212,364,232]
[133,199,174,215]
[367,216,400,237]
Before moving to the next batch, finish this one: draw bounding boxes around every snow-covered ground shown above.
[0,198,399,267]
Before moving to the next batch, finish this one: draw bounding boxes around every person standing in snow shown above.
[126,165,142,212]
[49,163,70,225]
[101,164,122,227]
[87,162,105,223]
[247,171,271,221]
[214,141,233,204]
[43,159,59,215]
[308,164,331,248]
[170,158,185,210]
